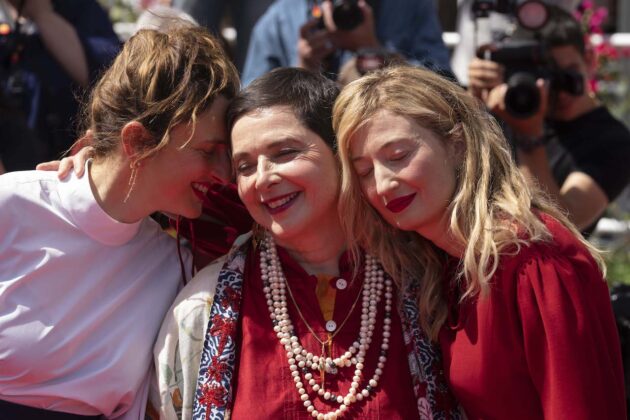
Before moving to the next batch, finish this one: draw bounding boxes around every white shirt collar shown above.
[58,160,142,246]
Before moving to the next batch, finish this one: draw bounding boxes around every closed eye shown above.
[235,161,255,175]
[200,143,227,159]
[390,150,409,162]
[355,165,373,178]
[274,148,299,161]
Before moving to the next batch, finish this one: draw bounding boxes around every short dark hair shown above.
[226,68,340,150]
[540,5,586,55]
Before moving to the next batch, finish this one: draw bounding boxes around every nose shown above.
[254,157,279,190]
[374,163,398,197]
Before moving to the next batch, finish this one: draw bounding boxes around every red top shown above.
[230,245,420,419]
[439,214,626,420]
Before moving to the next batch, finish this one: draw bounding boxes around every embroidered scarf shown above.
[193,238,462,419]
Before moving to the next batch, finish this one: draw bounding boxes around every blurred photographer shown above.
[469,4,630,235]
[0,0,119,174]
[241,0,451,85]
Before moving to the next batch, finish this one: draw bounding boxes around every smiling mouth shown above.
[385,193,416,213]
[192,182,210,201]
[264,192,300,215]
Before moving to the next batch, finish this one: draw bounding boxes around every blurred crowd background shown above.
[1,0,630,284]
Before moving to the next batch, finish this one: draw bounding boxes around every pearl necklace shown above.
[259,232,393,419]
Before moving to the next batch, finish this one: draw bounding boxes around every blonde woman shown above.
[333,65,625,419]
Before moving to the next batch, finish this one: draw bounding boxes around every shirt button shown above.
[335,278,347,290]
[325,320,337,332]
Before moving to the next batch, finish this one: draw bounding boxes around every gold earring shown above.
[123,161,140,204]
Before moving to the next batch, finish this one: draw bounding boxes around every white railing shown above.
[442,32,630,48]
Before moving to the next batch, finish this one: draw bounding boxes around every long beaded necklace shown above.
[284,266,364,377]
[259,232,393,419]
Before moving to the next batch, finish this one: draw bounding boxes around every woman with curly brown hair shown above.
[0,26,238,419]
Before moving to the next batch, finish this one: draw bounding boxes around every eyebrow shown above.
[231,137,301,161]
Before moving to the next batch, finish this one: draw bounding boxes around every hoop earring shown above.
[123,161,140,204]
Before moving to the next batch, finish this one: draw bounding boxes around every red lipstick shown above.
[263,192,300,215]
[385,193,416,213]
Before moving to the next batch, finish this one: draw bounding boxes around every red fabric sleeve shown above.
[172,183,254,263]
[516,251,626,420]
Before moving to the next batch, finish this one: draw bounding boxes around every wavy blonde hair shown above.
[81,25,239,162]
[333,65,605,340]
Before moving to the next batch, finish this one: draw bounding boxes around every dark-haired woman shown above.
[153,68,462,420]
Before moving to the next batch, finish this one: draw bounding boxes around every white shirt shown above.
[0,165,191,418]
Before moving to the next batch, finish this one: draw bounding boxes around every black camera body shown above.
[314,0,364,31]
[484,40,584,118]
[331,0,363,30]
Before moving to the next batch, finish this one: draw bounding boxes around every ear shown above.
[121,121,151,163]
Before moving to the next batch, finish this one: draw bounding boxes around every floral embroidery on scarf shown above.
[192,238,462,419]
[193,241,249,420]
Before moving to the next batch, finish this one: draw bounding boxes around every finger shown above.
[486,84,508,113]
[481,88,489,104]
[35,161,60,171]
[309,34,335,55]
[73,157,86,177]
[537,78,549,114]
[469,60,505,84]
[321,0,336,31]
[74,146,95,177]
[306,30,332,46]
[358,0,374,23]
[469,73,503,91]
[57,157,75,179]
[469,67,503,82]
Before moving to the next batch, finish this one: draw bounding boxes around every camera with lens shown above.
[481,39,584,118]
[472,0,584,118]
[312,0,364,32]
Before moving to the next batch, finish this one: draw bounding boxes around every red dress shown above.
[439,214,626,419]
[230,246,420,419]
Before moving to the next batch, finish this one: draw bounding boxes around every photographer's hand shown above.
[297,18,336,71]
[322,0,380,52]
[468,57,505,102]
[486,78,547,138]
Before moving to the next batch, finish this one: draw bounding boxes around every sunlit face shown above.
[350,110,458,241]
[231,106,339,244]
[143,96,231,219]
[548,45,592,121]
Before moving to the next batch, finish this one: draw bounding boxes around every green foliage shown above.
[606,248,630,286]
[98,0,138,24]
